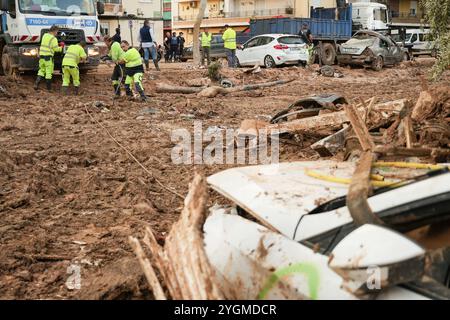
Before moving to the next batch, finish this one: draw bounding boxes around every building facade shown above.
[99,0,164,46]
[163,0,173,34]
[172,0,337,44]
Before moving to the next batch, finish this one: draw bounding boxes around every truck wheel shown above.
[320,43,336,66]
[1,49,15,76]
[264,55,276,68]
[372,56,383,71]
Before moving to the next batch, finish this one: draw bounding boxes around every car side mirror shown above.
[97,1,105,15]
[328,224,425,297]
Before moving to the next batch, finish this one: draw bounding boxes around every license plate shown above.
[290,47,301,51]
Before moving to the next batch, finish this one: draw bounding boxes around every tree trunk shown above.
[193,0,207,65]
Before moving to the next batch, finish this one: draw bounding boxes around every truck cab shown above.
[0,0,104,75]
[351,2,390,31]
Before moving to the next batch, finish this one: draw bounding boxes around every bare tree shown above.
[193,0,208,65]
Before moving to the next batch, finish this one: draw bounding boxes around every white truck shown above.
[0,0,105,75]
[351,2,390,31]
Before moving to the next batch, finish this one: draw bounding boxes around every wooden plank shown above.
[346,151,384,226]
[344,104,375,152]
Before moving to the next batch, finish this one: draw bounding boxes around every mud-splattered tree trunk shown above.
[193,0,207,65]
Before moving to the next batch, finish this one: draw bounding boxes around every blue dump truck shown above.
[247,3,390,65]
[247,6,352,65]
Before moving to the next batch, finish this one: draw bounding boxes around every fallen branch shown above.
[157,78,296,98]
[129,236,167,300]
[132,174,227,300]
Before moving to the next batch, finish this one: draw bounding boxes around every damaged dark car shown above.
[337,30,410,71]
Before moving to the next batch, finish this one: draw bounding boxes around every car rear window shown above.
[278,36,305,45]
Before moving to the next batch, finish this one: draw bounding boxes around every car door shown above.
[237,37,261,66]
[378,38,392,64]
[386,37,402,63]
[253,36,275,65]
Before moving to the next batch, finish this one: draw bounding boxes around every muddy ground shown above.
[0,58,448,299]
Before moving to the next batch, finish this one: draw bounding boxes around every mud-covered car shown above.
[337,30,409,71]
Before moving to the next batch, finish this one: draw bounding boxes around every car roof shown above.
[354,30,391,42]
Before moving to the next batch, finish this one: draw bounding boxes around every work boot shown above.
[154,60,160,71]
[61,86,68,95]
[113,84,121,97]
[34,76,43,90]
[74,86,79,96]
[124,84,133,97]
[145,61,150,72]
[136,86,148,102]
[46,79,52,92]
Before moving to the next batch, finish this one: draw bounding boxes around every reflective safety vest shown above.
[39,33,62,57]
[123,48,142,68]
[108,42,124,62]
[201,32,212,47]
[62,44,87,67]
[222,28,236,50]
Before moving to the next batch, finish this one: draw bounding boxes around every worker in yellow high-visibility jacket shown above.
[201,28,212,66]
[34,25,63,91]
[61,41,87,95]
[222,24,237,68]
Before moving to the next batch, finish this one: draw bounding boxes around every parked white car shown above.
[236,34,309,68]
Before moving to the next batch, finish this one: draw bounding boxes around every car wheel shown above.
[264,55,276,68]
[372,56,383,71]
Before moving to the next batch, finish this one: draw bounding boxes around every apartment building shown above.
[99,0,164,46]
[163,0,173,33]
[172,0,337,44]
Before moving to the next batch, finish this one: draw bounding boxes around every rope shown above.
[305,162,448,187]
[84,104,184,199]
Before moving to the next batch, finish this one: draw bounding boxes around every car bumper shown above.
[274,52,309,65]
[9,45,100,72]
[337,53,375,66]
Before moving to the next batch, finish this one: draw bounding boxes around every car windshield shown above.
[278,36,304,45]
[19,0,96,16]
[346,33,377,46]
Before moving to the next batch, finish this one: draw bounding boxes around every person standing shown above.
[61,41,87,95]
[298,23,314,64]
[111,27,121,43]
[104,35,125,97]
[163,31,171,63]
[298,22,313,45]
[118,40,148,102]
[169,32,179,62]
[201,28,212,66]
[177,32,185,61]
[34,25,63,91]
[222,24,236,68]
[138,20,160,71]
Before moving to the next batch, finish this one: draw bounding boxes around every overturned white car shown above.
[203,161,450,300]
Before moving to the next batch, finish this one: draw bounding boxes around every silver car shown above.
[337,30,409,71]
